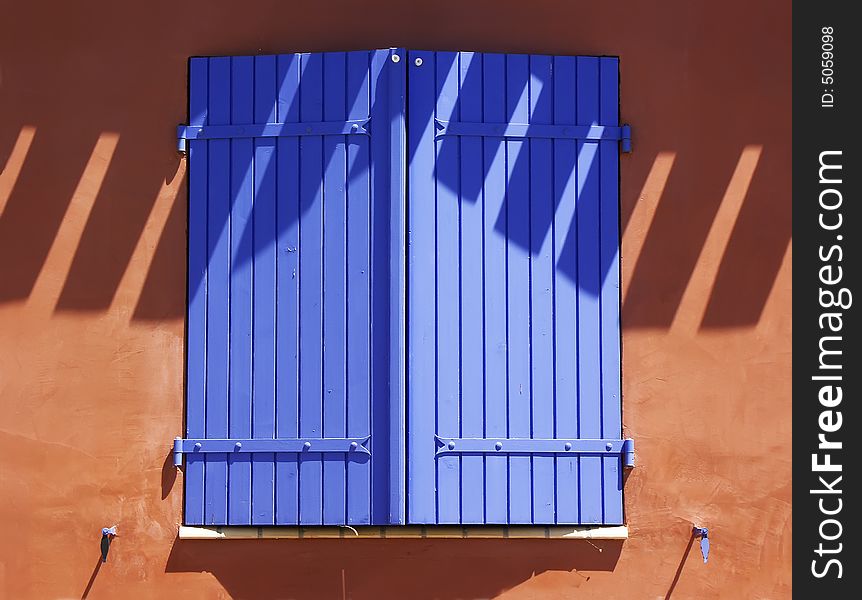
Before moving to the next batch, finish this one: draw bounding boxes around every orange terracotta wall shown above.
[0,1,791,598]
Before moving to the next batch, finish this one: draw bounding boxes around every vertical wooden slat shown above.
[298,52,324,525]
[228,56,254,526]
[458,51,485,523]
[599,56,623,525]
[322,52,348,525]
[346,50,372,524]
[406,49,437,523]
[552,56,580,524]
[274,53,301,525]
[369,50,394,524]
[481,53,508,524]
[435,51,461,524]
[576,56,603,524]
[185,57,209,525]
[204,56,231,525]
[252,54,277,524]
[528,54,555,524]
[505,53,532,524]
[387,48,407,526]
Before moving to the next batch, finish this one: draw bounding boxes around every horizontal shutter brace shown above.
[173,436,371,467]
[176,118,371,152]
[434,119,632,152]
[434,436,635,468]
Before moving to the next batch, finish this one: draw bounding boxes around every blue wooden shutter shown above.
[406,51,630,525]
[180,49,406,526]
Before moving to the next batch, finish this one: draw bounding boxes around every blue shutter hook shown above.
[101,526,118,563]
[693,526,709,564]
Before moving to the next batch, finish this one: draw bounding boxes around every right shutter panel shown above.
[406,51,626,525]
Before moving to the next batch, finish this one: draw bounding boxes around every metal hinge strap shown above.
[173,436,371,466]
[434,119,632,152]
[177,118,371,152]
[434,436,635,467]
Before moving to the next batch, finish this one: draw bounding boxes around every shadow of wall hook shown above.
[101,526,118,563]
[693,526,709,564]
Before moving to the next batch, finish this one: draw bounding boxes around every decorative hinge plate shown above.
[173,436,371,466]
[434,119,632,152]
[434,436,635,467]
[176,118,371,152]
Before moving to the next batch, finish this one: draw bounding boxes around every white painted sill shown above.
[178,524,629,540]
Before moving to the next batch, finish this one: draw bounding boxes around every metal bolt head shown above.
[494,442,503,451]
[303,441,312,450]
[414,57,423,66]
[194,442,202,451]
[234,442,242,450]
[351,123,359,132]
[448,441,456,450]
[606,442,613,451]
[391,53,401,63]
[564,442,572,451]
[349,441,358,450]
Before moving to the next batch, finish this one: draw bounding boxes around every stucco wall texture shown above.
[0,1,791,598]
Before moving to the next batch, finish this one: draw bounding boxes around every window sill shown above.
[178,524,628,540]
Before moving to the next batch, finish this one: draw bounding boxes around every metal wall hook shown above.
[693,526,709,564]
[101,526,118,563]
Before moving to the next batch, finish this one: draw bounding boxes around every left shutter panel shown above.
[182,50,406,526]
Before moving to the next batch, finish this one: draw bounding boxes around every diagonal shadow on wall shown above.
[0,123,105,304]
[621,140,790,329]
[0,43,789,330]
